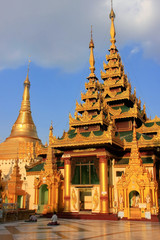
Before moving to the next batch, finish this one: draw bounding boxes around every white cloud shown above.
[130,46,140,55]
[0,0,159,71]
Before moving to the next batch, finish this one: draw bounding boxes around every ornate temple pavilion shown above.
[0,4,160,221]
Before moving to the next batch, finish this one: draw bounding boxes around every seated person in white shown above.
[47,211,59,225]
[25,214,37,222]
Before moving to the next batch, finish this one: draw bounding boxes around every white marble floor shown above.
[0,218,160,240]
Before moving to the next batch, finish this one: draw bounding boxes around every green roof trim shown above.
[119,131,132,139]
[112,105,130,113]
[116,92,122,95]
[27,163,44,172]
[68,129,76,134]
[93,130,103,136]
[115,157,153,165]
[92,115,97,119]
[144,122,154,127]
[142,157,153,164]
[80,132,90,137]
[120,131,153,142]
[156,122,160,126]
[121,106,130,113]
[68,133,77,139]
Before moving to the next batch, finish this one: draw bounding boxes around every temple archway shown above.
[38,184,48,212]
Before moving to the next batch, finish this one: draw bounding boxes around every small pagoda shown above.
[117,120,158,219]
[34,126,63,214]
[3,159,27,208]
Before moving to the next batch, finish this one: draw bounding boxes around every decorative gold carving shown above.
[92,187,99,212]
[73,148,96,153]
[71,188,78,211]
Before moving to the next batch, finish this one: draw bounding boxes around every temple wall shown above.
[0,159,30,180]
[25,175,39,210]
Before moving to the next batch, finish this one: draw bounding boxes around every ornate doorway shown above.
[79,189,92,212]
[129,191,141,219]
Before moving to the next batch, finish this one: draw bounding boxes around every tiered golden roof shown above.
[69,27,110,129]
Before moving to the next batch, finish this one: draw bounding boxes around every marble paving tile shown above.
[0,218,160,240]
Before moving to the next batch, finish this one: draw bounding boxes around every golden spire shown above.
[89,25,95,77]
[9,60,39,140]
[129,119,142,166]
[49,121,53,145]
[44,146,56,175]
[109,0,116,49]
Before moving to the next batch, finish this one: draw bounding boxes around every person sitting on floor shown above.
[25,214,37,222]
[47,211,59,226]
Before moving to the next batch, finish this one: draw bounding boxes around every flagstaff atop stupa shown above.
[109,0,116,49]
[88,25,96,78]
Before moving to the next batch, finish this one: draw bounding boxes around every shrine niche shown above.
[34,147,64,214]
[117,122,159,220]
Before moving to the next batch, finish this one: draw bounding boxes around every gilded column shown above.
[63,155,71,212]
[56,185,59,211]
[99,155,109,213]
[124,188,127,208]
[152,188,155,205]
[35,187,38,205]
[48,186,51,205]
[155,189,158,209]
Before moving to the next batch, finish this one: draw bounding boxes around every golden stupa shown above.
[0,66,45,160]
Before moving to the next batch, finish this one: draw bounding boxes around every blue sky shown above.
[0,0,160,144]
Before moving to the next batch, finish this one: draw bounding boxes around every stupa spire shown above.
[9,60,39,140]
[109,0,116,49]
[89,25,95,77]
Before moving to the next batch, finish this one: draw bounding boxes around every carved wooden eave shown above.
[147,115,160,122]
[109,105,145,122]
[50,128,123,149]
[123,134,160,150]
[101,68,122,79]
[81,91,99,101]
[103,60,121,71]
[137,122,160,134]
[69,111,109,127]
[103,76,127,89]
[106,52,120,62]
[76,99,101,112]
[103,87,134,103]
[85,81,100,90]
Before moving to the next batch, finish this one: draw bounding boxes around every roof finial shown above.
[91,25,93,40]
[50,120,53,131]
[89,25,95,77]
[109,0,116,49]
[111,0,113,9]
[27,56,31,75]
